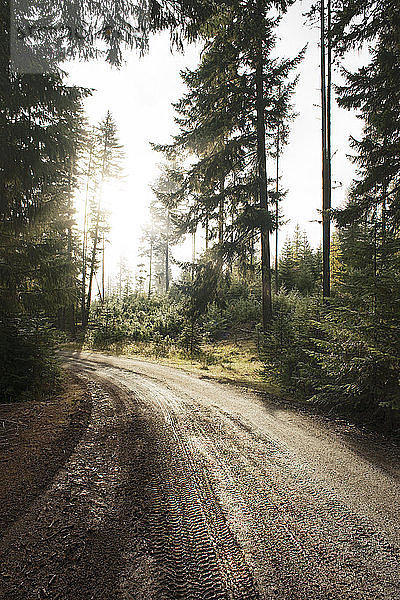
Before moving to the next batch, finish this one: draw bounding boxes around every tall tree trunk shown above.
[275,98,281,294]
[66,157,76,334]
[321,0,331,300]
[101,232,105,302]
[230,197,235,274]
[84,132,108,326]
[205,213,209,251]
[81,141,93,325]
[381,185,387,269]
[148,239,153,298]
[218,177,224,246]
[327,0,332,223]
[373,211,377,317]
[165,210,170,292]
[256,36,273,330]
[192,230,196,280]
[84,200,100,326]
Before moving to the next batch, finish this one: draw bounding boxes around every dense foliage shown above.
[0,0,91,400]
[2,0,399,427]
[0,60,88,401]
[263,292,399,414]
[85,0,400,425]
[87,265,260,352]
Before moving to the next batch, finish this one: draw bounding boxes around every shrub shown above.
[262,291,400,415]
[262,292,322,396]
[308,316,400,411]
[0,318,60,402]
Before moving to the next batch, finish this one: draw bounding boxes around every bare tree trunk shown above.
[327,0,332,222]
[192,230,196,280]
[165,211,170,292]
[148,239,153,298]
[381,181,387,269]
[373,209,377,317]
[84,201,100,326]
[205,213,209,251]
[63,157,76,333]
[230,197,235,274]
[81,136,94,325]
[219,177,224,246]
[256,35,273,330]
[321,0,331,300]
[275,98,281,294]
[84,133,108,326]
[101,232,105,302]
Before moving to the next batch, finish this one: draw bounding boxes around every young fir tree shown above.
[279,226,322,295]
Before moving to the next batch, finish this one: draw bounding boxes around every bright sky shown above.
[65,0,365,282]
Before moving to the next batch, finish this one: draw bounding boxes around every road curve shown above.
[1,349,400,600]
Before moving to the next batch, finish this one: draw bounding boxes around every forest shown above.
[1,0,399,427]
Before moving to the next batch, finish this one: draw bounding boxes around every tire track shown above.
[127,382,260,599]
[71,365,260,600]
[62,353,400,600]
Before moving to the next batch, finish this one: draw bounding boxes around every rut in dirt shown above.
[1,351,400,600]
[0,374,260,600]
[131,394,260,600]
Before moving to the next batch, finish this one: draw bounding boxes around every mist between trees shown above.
[1,0,399,428]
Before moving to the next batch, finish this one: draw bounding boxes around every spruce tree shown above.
[151,164,182,293]
[332,0,400,360]
[83,111,124,326]
[156,2,302,330]
[0,17,89,398]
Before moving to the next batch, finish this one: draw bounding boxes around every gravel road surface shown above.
[1,350,399,600]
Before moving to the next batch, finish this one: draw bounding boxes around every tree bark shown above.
[84,127,108,326]
[321,0,331,300]
[275,99,281,294]
[66,156,76,333]
[148,239,153,298]
[101,232,105,302]
[256,37,273,330]
[192,230,196,280]
[165,211,170,292]
[84,198,100,326]
[219,177,224,246]
[81,139,93,325]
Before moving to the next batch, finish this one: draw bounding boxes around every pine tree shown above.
[332,0,400,359]
[0,4,89,398]
[0,72,88,324]
[151,163,182,293]
[279,226,322,294]
[156,2,302,330]
[83,111,124,326]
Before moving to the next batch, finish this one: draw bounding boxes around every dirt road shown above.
[1,350,400,600]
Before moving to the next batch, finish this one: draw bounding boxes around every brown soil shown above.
[0,376,91,536]
[1,351,400,599]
